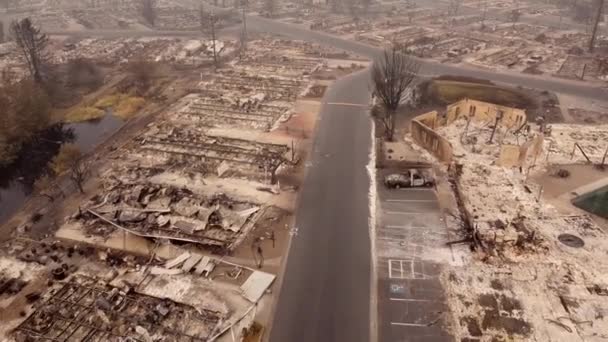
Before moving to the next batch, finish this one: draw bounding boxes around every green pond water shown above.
[573,185,608,219]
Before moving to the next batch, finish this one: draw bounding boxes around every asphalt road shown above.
[269,70,372,342]
[246,15,607,101]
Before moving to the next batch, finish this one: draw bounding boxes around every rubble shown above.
[73,182,267,252]
[13,275,224,340]
[408,99,608,341]
[262,0,608,82]
[51,36,339,257]
[0,7,367,337]
[53,37,238,66]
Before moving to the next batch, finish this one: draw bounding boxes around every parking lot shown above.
[376,169,453,342]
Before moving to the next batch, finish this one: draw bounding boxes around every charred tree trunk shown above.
[589,0,604,52]
[10,18,49,84]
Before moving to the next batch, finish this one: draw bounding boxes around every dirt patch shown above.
[417,79,562,122]
[419,80,535,109]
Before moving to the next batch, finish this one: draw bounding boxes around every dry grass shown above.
[94,93,146,120]
[64,106,105,123]
[242,322,264,342]
[94,93,129,109]
[114,96,145,120]
[51,144,81,175]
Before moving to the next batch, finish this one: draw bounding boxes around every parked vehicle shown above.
[384,169,434,189]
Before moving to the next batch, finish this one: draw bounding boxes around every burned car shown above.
[384,169,434,189]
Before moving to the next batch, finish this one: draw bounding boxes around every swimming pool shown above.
[573,184,608,219]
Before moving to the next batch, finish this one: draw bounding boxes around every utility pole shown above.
[201,5,220,69]
[481,0,487,28]
[589,0,604,52]
[210,12,217,68]
[240,0,247,58]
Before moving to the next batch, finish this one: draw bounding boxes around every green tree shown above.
[0,79,51,166]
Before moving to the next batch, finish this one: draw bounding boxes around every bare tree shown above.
[510,9,521,28]
[329,0,341,13]
[448,0,462,20]
[348,0,359,19]
[371,46,420,141]
[589,0,604,52]
[238,0,248,59]
[479,0,488,28]
[407,8,416,23]
[33,174,62,201]
[50,144,89,194]
[10,18,49,84]
[70,156,90,194]
[141,0,156,27]
[200,8,223,69]
[263,0,275,17]
[361,0,371,13]
[67,58,103,90]
[126,60,156,94]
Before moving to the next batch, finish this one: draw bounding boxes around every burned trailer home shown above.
[54,37,329,254]
[72,182,266,253]
[13,275,224,341]
[0,29,368,341]
[176,98,292,131]
[134,123,291,181]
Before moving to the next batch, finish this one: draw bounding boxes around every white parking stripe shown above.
[325,102,369,107]
[387,199,436,203]
[386,211,422,215]
[391,322,429,327]
[396,188,434,191]
[390,298,437,302]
